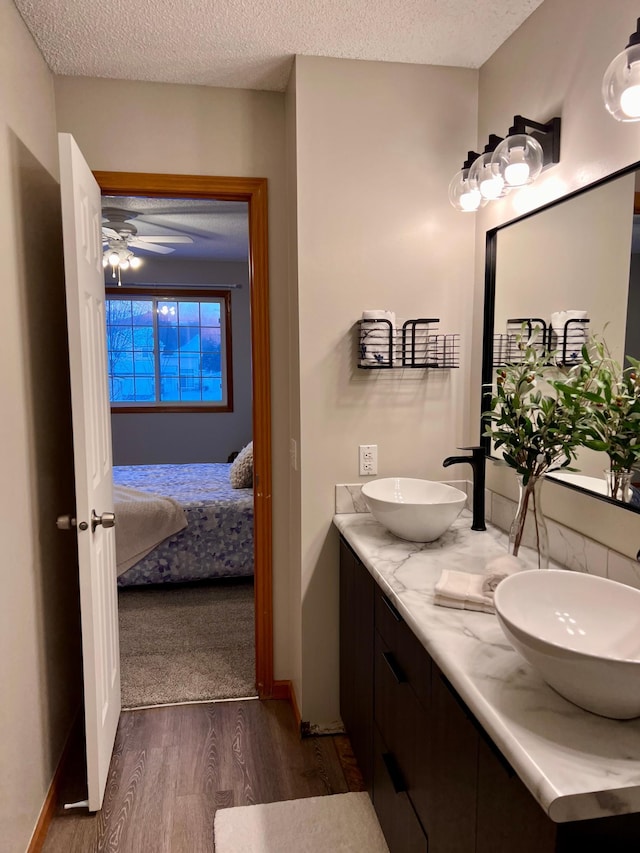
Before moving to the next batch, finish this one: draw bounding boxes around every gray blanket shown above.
[113,485,188,576]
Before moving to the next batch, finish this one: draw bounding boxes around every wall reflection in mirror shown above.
[483,163,640,512]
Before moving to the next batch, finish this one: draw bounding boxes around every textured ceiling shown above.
[102,196,249,261]
[14,0,543,92]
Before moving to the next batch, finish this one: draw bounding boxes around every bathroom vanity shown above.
[336,511,640,852]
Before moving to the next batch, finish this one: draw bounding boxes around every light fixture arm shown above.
[508,115,561,166]
[625,18,640,48]
[462,151,480,170]
[482,134,504,153]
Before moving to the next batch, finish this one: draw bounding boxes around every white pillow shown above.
[229,441,253,489]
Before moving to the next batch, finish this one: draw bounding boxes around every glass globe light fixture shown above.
[448,168,482,212]
[603,19,640,121]
[448,152,484,212]
[491,134,544,188]
[108,251,120,266]
[468,151,509,200]
[129,256,142,269]
[119,259,130,271]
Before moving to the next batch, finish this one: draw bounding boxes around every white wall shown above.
[290,56,478,723]
[109,259,253,465]
[475,0,640,558]
[0,2,82,850]
[54,75,294,680]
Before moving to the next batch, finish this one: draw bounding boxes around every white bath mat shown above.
[214,792,389,853]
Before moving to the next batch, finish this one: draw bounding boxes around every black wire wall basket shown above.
[493,317,590,367]
[358,318,460,369]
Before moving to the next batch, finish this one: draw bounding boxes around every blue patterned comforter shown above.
[114,463,253,586]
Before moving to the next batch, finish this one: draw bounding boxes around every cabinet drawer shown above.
[374,630,429,772]
[375,590,431,710]
[373,726,428,853]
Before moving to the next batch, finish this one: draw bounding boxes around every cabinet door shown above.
[428,668,478,853]
[339,539,375,792]
[373,727,429,853]
[476,736,557,853]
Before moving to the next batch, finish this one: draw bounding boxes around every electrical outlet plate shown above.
[359,444,378,476]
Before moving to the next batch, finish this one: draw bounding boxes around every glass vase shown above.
[605,469,632,503]
[509,474,549,570]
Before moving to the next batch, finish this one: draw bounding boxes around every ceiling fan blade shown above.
[137,235,194,244]
[129,239,174,254]
[102,227,120,239]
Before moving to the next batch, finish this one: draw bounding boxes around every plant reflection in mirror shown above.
[557,337,640,503]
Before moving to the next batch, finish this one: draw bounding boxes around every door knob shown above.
[91,510,116,532]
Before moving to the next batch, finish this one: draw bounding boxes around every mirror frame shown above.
[480,157,640,515]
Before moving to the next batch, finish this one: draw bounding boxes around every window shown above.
[106,288,233,412]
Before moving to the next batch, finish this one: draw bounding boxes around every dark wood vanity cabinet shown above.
[339,538,375,792]
[339,536,640,853]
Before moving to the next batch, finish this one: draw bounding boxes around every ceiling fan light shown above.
[603,23,640,121]
[102,255,109,268]
[119,259,130,271]
[108,252,120,266]
[129,256,142,269]
[491,134,543,187]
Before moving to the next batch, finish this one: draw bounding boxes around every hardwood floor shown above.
[42,700,363,853]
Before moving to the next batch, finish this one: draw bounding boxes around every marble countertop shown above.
[334,510,640,823]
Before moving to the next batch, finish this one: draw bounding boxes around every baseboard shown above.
[272,679,302,730]
[27,711,79,853]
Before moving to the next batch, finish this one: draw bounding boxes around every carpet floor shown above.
[118,579,256,708]
[214,792,390,853]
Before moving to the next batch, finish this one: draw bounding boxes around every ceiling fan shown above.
[102,207,195,256]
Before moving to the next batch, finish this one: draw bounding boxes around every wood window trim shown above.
[95,171,274,699]
[106,286,234,414]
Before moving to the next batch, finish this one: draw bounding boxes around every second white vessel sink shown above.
[494,569,640,719]
[361,477,466,542]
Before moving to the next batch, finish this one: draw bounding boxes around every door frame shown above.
[95,170,273,698]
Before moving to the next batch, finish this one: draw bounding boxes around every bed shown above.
[113,463,254,586]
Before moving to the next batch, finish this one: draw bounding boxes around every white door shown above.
[58,133,120,811]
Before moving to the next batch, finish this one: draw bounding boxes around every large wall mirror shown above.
[481,160,640,514]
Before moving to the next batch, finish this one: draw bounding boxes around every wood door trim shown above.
[95,170,274,698]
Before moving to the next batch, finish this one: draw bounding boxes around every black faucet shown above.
[442,446,486,531]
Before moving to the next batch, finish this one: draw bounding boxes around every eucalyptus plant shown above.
[484,334,593,563]
[484,337,591,484]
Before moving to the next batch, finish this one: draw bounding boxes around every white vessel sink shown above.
[494,570,640,719]
[361,478,466,542]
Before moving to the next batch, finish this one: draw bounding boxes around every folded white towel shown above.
[360,310,396,366]
[434,555,522,614]
[362,310,396,322]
